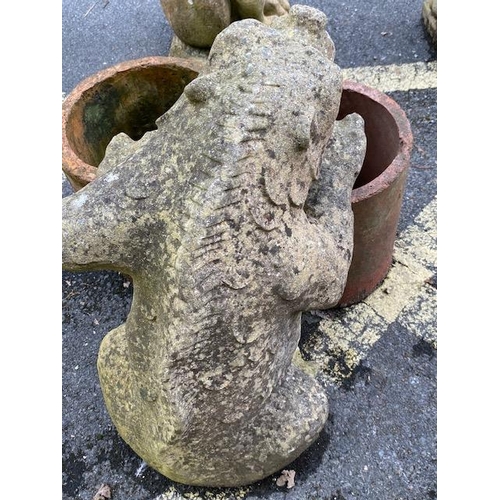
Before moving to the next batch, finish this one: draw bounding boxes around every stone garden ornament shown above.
[62,5,365,487]
[160,0,291,48]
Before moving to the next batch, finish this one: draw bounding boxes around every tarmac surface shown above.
[62,1,437,499]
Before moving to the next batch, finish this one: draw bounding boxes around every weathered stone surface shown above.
[62,5,363,487]
[305,113,366,229]
[168,34,210,65]
[422,0,437,44]
[160,0,290,48]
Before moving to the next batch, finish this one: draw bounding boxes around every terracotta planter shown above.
[62,56,203,191]
[336,80,413,307]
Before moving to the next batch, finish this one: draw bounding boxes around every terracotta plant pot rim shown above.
[62,56,204,189]
[343,80,413,204]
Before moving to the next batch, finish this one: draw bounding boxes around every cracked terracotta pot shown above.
[62,62,412,308]
[62,56,203,191]
[335,80,413,307]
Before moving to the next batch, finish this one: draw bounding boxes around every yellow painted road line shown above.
[316,302,389,375]
[395,197,437,270]
[302,196,437,383]
[399,284,437,348]
[364,258,433,324]
[366,198,437,331]
[156,486,251,500]
[394,198,437,347]
[342,61,437,92]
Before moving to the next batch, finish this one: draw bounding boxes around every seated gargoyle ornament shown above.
[62,5,364,487]
[160,0,291,48]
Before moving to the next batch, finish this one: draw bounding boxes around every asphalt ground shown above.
[59,1,439,498]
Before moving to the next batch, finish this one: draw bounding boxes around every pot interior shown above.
[337,89,400,190]
[65,64,199,168]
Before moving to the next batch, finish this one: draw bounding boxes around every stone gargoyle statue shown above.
[160,0,290,48]
[62,5,365,487]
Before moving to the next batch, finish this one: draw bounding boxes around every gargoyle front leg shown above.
[62,164,163,275]
[271,217,353,311]
[276,114,366,310]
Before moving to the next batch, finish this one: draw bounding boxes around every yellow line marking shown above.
[297,196,437,383]
[399,285,437,348]
[364,260,433,324]
[156,486,250,500]
[342,61,437,92]
[319,302,388,368]
[364,198,437,323]
[395,197,437,270]
[394,198,437,347]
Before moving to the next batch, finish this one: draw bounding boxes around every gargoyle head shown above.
[184,5,342,211]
